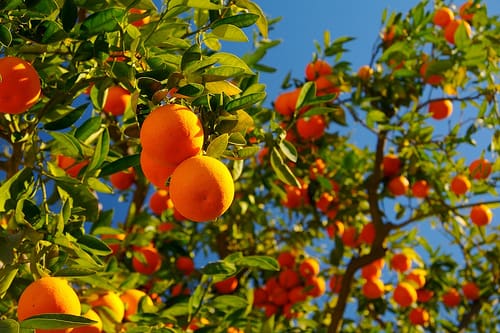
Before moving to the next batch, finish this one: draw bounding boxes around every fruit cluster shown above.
[253,251,325,319]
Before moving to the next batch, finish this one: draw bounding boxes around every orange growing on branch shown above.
[298,257,320,279]
[362,278,385,299]
[462,281,480,301]
[469,158,492,179]
[140,151,176,190]
[132,245,162,275]
[277,251,296,269]
[176,256,195,276]
[129,8,151,27]
[110,167,135,191]
[382,154,401,177]
[390,253,412,273]
[444,19,472,44]
[409,307,430,326]
[450,175,471,195]
[120,289,154,321]
[411,180,431,198]
[442,288,461,307]
[433,7,454,28]
[214,276,239,294]
[459,1,480,21]
[103,85,131,116]
[305,59,332,81]
[90,291,125,323]
[296,114,327,140]
[470,204,493,226]
[428,99,453,120]
[57,155,89,178]
[393,282,417,307]
[388,175,410,196]
[72,308,102,333]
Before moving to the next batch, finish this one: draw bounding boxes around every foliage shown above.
[0,0,499,333]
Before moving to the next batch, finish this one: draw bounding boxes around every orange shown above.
[444,19,472,44]
[309,157,327,180]
[428,99,453,120]
[361,261,382,280]
[314,76,339,96]
[405,269,426,289]
[132,245,162,275]
[411,180,430,198]
[326,220,344,238]
[442,288,461,307]
[278,269,301,290]
[274,88,301,117]
[176,256,195,276]
[120,289,154,321]
[316,192,336,214]
[253,287,268,306]
[359,222,376,245]
[263,303,279,317]
[296,114,327,140]
[103,85,130,116]
[129,8,151,27]
[459,1,480,21]
[140,151,176,189]
[17,277,81,333]
[469,158,492,179]
[409,307,430,326]
[357,65,373,81]
[341,226,359,248]
[0,56,41,114]
[277,251,296,269]
[362,278,385,299]
[417,289,434,303]
[110,167,135,190]
[433,7,454,28]
[282,184,304,209]
[299,257,320,279]
[57,155,88,178]
[305,59,332,81]
[462,281,480,301]
[393,282,417,307]
[90,291,125,323]
[169,155,234,222]
[101,233,125,255]
[268,286,288,306]
[450,175,471,195]
[390,253,411,273]
[329,274,343,294]
[72,308,102,333]
[419,61,444,86]
[382,25,396,46]
[470,204,492,226]
[388,175,409,196]
[382,154,401,177]
[140,104,204,167]
[288,286,307,303]
[214,276,238,294]
[305,276,326,297]
[149,189,170,216]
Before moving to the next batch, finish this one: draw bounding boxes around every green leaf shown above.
[203,66,245,81]
[86,128,109,174]
[212,13,259,29]
[235,146,260,159]
[43,104,88,131]
[99,154,140,177]
[75,117,102,142]
[235,255,279,271]
[210,52,255,75]
[296,81,316,110]
[80,8,126,38]
[54,267,97,277]
[0,266,18,299]
[228,132,246,145]
[278,140,298,163]
[176,83,205,97]
[212,295,248,310]
[225,93,266,112]
[20,314,96,330]
[172,0,223,9]
[47,132,83,157]
[0,168,34,212]
[87,177,113,194]
[211,24,248,42]
[270,147,300,187]
[200,261,237,275]
[234,0,268,39]
[207,134,229,158]
[367,110,387,128]
[0,319,19,333]
[0,25,13,47]
[60,0,78,32]
[78,234,112,256]
[303,106,346,126]
[56,181,99,222]
[181,44,202,71]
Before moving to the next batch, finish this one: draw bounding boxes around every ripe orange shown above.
[214,276,238,294]
[357,65,373,81]
[444,19,472,44]
[90,291,125,323]
[101,233,125,255]
[341,226,359,248]
[305,276,326,297]
[253,287,268,306]
[361,261,382,280]
[329,274,343,294]
[73,309,102,333]
[268,286,288,306]
[459,1,480,21]
[299,257,320,279]
[470,204,492,226]
[176,256,195,276]
[309,157,327,180]
[411,180,430,198]
[140,151,176,190]
[57,155,89,178]
[288,286,307,303]
[393,282,417,307]
[296,115,327,140]
[419,61,444,86]
[433,7,454,28]
[110,167,135,190]
[405,269,426,289]
[169,155,234,222]
[326,220,345,238]
[277,251,296,269]
[409,307,430,326]
[278,269,301,290]
[314,76,339,96]
[362,278,385,299]
[0,56,41,114]
[450,175,471,195]
[428,99,453,120]
[382,154,401,177]
[359,222,376,245]
[442,288,461,307]
[129,8,150,27]
[103,85,131,116]
[140,104,204,167]
[316,192,335,214]
[462,281,480,301]
[17,277,81,333]
[305,59,332,81]
[132,245,162,275]
[382,25,396,45]
[274,88,301,117]
[417,289,434,303]
[390,253,411,273]
[388,175,410,196]
[469,158,492,180]
[120,289,154,321]
[149,189,170,216]
[283,184,303,209]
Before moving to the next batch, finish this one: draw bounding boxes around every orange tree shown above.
[0,0,498,333]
